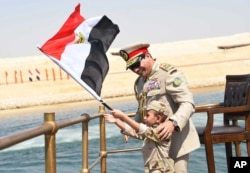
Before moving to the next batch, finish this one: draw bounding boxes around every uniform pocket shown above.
[146,158,175,173]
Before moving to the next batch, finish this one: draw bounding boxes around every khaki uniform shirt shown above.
[134,61,200,158]
[122,123,175,173]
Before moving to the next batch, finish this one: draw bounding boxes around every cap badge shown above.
[119,50,129,61]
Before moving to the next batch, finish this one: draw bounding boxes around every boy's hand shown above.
[103,114,117,123]
[110,109,125,118]
[123,135,130,143]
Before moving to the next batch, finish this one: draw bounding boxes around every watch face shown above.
[169,119,176,126]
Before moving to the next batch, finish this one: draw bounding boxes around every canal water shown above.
[0,90,248,172]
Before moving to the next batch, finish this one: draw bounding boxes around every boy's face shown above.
[143,110,161,126]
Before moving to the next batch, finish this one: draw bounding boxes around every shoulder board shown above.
[160,63,177,73]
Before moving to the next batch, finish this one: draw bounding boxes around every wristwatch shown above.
[169,119,180,132]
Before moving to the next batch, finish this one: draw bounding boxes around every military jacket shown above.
[122,123,175,173]
[134,61,200,158]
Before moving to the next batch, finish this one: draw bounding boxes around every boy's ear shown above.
[156,115,162,121]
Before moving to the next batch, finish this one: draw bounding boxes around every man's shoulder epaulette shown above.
[160,63,177,74]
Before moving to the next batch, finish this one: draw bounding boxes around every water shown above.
[0,91,248,173]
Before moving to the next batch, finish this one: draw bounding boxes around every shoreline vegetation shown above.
[0,33,250,113]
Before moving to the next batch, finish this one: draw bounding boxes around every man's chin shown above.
[140,73,147,77]
[137,70,146,77]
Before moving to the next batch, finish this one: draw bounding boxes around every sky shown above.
[0,0,250,58]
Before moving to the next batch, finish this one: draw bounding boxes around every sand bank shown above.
[0,33,250,111]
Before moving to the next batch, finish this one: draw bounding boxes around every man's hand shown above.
[157,120,175,140]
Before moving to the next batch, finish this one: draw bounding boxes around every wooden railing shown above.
[0,105,140,173]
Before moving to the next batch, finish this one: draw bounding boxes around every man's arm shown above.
[157,69,195,140]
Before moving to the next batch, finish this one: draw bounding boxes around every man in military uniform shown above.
[112,43,200,173]
[103,100,175,173]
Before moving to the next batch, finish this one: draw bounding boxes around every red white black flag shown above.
[38,4,119,108]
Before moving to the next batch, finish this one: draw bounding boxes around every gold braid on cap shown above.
[119,50,129,61]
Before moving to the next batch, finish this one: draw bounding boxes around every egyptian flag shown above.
[35,68,40,81]
[28,70,33,82]
[39,4,119,103]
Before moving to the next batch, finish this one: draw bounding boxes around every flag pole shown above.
[99,100,113,110]
[37,46,113,110]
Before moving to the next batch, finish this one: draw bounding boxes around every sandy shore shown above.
[0,86,224,117]
[0,33,250,112]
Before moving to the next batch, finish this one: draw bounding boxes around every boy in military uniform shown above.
[103,100,175,173]
[111,43,200,173]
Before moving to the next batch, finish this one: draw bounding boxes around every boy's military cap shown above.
[146,100,169,117]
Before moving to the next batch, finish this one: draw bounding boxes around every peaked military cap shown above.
[112,43,150,69]
[146,100,169,117]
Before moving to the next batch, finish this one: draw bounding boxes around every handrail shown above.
[0,112,99,150]
[1,103,248,172]
[0,105,140,173]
